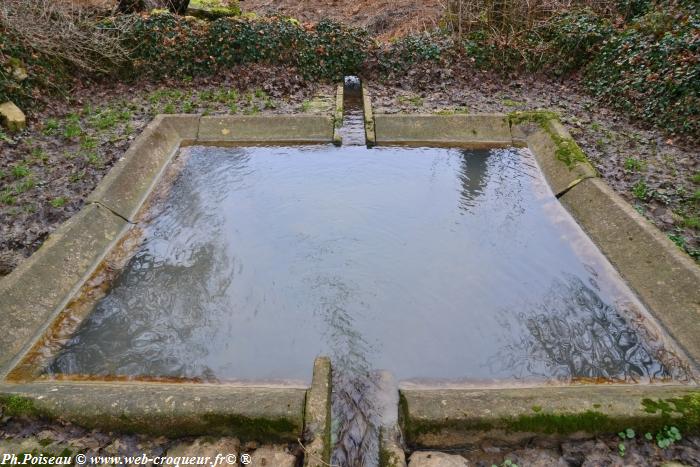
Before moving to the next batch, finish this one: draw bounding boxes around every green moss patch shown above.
[0,394,40,417]
[642,392,700,434]
[509,110,588,168]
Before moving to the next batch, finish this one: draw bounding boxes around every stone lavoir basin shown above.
[1,103,698,464]
[39,143,690,386]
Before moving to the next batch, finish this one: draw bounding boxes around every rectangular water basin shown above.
[32,144,690,386]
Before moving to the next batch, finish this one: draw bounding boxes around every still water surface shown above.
[48,145,684,385]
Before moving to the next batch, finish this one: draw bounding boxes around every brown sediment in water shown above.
[7,225,145,383]
[7,151,193,383]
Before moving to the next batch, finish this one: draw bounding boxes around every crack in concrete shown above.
[555,175,597,199]
[88,201,137,225]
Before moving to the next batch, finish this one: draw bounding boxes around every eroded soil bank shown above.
[240,0,443,40]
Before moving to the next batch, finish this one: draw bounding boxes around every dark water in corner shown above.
[48,145,687,386]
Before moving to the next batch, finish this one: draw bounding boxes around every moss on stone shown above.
[0,395,40,417]
[642,392,700,434]
[508,410,615,434]
[433,107,469,115]
[378,446,402,467]
[508,110,559,127]
[508,110,588,168]
[200,413,300,441]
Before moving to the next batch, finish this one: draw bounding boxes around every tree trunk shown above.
[117,0,190,14]
[165,0,191,14]
[117,0,146,13]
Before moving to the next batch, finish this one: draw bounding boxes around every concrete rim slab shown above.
[400,385,700,448]
[0,380,306,440]
[198,115,334,143]
[0,204,127,379]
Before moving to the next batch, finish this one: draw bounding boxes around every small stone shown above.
[249,446,296,467]
[509,448,568,467]
[164,438,240,467]
[104,439,126,455]
[0,101,26,133]
[12,65,28,82]
[243,440,258,451]
[408,451,469,467]
[0,437,43,454]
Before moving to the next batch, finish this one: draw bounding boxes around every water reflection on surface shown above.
[48,144,685,386]
[490,274,690,383]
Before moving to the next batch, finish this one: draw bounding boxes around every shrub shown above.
[533,9,613,75]
[585,0,699,136]
[374,33,448,76]
[123,13,371,80]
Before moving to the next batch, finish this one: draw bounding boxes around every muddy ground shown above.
[413,434,700,466]
[0,410,302,467]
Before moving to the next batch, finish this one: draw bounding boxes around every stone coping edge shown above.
[333,84,344,146]
[400,385,700,448]
[0,204,128,379]
[303,357,332,467]
[0,381,306,440]
[363,85,376,147]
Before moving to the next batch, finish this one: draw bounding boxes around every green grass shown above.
[182,101,196,113]
[624,157,646,172]
[84,152,102,167]
[632,179,649,200]
[435,106,469,115]
[11,164,30,178]
[263,97,275,109]
[14,178,36,194]
[692,172,700,185]
[0,190,16,205]
[148,89,184,104]
[43,118,60,136]
[31,147,48,163]
[502,98,525,107]
[64,114,82,139]
[90,108,131,130]
[398,94,424,107]
[69,170,86,183]
[49,197,68,208]
[668,233,687,250]
[80,136,98,150]
[683,216,700,230]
